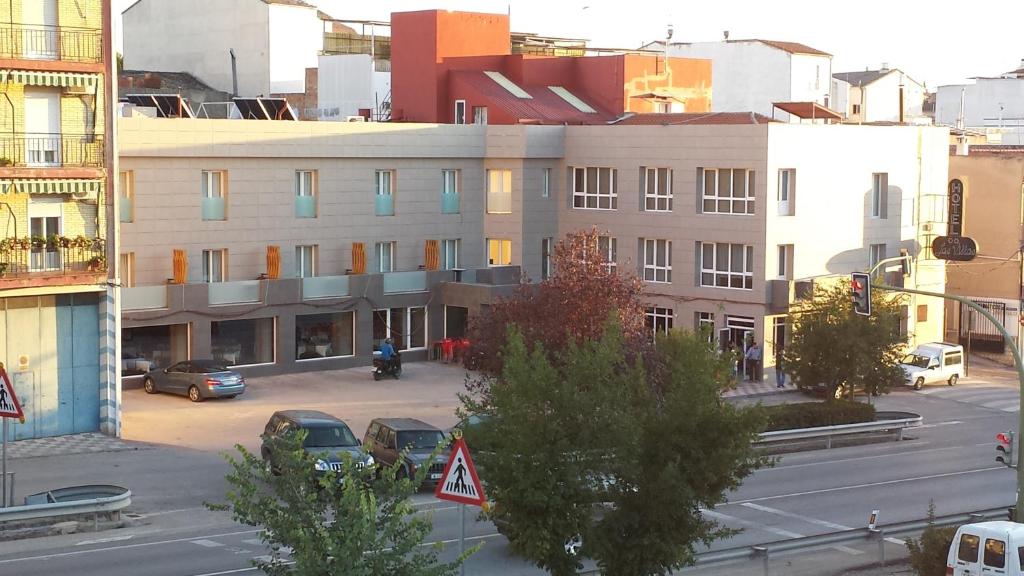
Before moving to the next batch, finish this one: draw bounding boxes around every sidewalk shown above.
[723,368,800,398]
[6,432,143,460]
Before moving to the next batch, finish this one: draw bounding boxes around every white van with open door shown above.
[900,342,965,390]
[948,521,1024,575]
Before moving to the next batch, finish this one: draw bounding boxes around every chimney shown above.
[880,62,890,72]
[723,30,729,40]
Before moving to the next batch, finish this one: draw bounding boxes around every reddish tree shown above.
[465,228,648,378]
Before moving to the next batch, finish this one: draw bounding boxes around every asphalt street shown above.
[0,362,1017,575]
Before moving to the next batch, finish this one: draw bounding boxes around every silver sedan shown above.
[142,359,246,402]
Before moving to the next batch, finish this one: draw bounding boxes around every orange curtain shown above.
[351,242,365,274]
[172,249,187,284]
[424,240,439,271]
[266,245,281,279]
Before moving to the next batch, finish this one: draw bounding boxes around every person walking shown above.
[745,341,762,382]
[775,347,786,388]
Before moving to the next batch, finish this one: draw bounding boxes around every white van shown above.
[900,342,965,390]
[948,521,1024,575]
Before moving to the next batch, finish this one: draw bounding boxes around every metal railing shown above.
[0,237,105,278]
[0,24,102,63]
[0,133,104,168]
[0,485,131,524]
[756,412,923,449]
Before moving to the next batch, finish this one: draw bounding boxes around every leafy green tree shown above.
[209,431,472,576]
[906,501,958,576]
[784,281,908,400]
[463,323,766,576]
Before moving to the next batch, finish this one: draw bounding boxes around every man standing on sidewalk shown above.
[775,347,786,388]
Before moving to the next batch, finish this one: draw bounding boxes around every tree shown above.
[462,323,766,576]
[783,281,908,400]
[906,501,958,576]
[465,228,648,380]
[208,431,472,576]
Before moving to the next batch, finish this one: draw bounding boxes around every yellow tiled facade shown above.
[0,0,104,31]
[0,82,105,137]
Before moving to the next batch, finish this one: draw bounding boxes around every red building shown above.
[390,10,712,125]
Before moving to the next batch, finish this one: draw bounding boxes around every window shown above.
[375,170,394,216]
[28,198,61,271]
[696,312,715,340]
[295,245,317,278]
[700,242,754,289]
[917,304,928,322]
[454,100,466,124]
[201,170,226,221]
[441,169,460,214]
[121,324,190,377]
[984,538,1006,569]
[958,534,980,563]
[654,101,671,114]
[542,168,551,198]
[119,170,134,223]
[599,235,617,272]
[871,173,888,218]
[211,318,275,366]
[777,244,793,279]
[777,169,794,216]
[295,312,355,360]
[643,167,673,212]
[488,238,512,266]
[375,241,395,273]
[202,249,226,283]
[852,103,861,115]
[472,106,487,124]
[869,243,887,271]
[773,317,786,352]
[645,307,674,334]
[120,252,135,287]
[441,239,460,270]
[295,170,316,218]
[486,169,512,214]
[700,168,755,215]
[373,307,426,351]
[541,237,553,280]
[572,167,617,210]
[898,304,909,339]
[641,239,671,283]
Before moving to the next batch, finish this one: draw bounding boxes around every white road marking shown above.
[240,539,263,546]
[74,535,134,546]
[191,539,225,548]
[703,509,862,555]
[740,502,905,546]
[918,420,963,429]
[0,528,262,564]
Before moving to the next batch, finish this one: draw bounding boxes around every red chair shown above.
[441,338,456,363]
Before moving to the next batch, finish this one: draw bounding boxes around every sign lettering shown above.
[948,179,964,238]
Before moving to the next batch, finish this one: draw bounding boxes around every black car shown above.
[261,410,373,476]
[363,418,448,487]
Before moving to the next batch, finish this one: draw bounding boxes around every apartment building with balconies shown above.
[0,0,117,439]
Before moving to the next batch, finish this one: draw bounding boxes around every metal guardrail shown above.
[0,486,131,524]
[756,413,922,448]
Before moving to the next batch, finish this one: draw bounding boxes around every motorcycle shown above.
[372,351,402,381]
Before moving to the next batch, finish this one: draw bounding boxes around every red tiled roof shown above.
[773,101,842,121]
[755,40,831,57]
[451,71,615,125]
[613,112,774,125]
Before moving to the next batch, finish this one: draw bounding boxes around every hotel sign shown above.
[932,179,977,261]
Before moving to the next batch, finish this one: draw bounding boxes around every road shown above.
[0,363,1017,575]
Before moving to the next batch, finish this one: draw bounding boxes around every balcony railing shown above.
[302,275,349,299]
[0,133,104,168]
[201,197,225,220]
[122,285,167,311]
[441,192,460,214]
[295,195,316,218]
[375,194,394,216]
[383,270,427,293]
[0,24,102,63]
[208,280,261,305]
[0,236,105,278]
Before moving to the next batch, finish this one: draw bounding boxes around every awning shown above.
[2,179,103,196]
[0,70,98,92]
[773,101,843,122]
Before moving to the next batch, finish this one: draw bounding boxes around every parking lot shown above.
[122,361,470,453]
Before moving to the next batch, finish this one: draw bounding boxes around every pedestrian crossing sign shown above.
[434,437,486,506]
[0,366,24,422]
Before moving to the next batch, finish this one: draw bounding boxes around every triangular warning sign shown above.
[434,437,486,506]
[0,367,23,422]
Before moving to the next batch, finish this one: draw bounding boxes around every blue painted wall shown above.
[57,294,100,435]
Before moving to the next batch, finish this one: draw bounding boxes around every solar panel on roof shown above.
[124,94,194,118]
[232,98,266,119]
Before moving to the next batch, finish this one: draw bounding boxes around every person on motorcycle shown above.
[380,338,396,371]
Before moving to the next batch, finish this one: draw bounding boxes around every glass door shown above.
[29,216,61,271]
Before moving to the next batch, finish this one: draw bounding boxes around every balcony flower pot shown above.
[0,158,12,167]
[0,262,7,277]
[87,255,106,272]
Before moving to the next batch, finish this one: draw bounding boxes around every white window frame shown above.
[599,235,617,272]
[542,168,551,198]
[541,237,553,280]
[571,167,617,210]
[777,244,793,280]
[643,167,673,212]
[442,169,459,195]
[700,168,755,215]
[641,238,671,283]
[441,239,460,270]
[871,172,887,218]
[777,169,794,216]
[454,100,466,124]
[486,169,512,214]
[295,245,317,278]
[700,242,754,290]
[202,248,226,283]
[295,170,314,197]
[697,311,715,337]
[374,307,428,351]
[487,238,512,267]
[120,252,135,287]
[375,170,394,198]
[119,170,134,222]
[375,241,395,273]
[646,307,674,334]
[202,170,224,199]
[472,105,487,125]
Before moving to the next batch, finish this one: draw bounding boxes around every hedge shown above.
[763,401,876,432]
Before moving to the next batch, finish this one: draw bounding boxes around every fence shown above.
[960,299,1007,353]
[0,134,104,168]
[0,237,105,278]
[0,24,102,63]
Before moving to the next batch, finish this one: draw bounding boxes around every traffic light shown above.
[851,272,871,316]
[997,431,1016,468]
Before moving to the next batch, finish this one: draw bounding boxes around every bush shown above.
[763,401,875,432]
[906,502,957,576]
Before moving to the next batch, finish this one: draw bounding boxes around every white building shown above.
[317,54,392,121]
[936,60,1024,145]
[832,66,928,124]
[122,0,324,97]
[654,39,832,117]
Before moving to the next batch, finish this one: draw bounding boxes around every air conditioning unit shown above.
[344,115,366,122]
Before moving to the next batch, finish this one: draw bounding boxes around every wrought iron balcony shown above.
[0,24,102,63]
[0,235,106,280]
[0,133,104,168]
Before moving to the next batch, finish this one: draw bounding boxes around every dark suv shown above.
[363,418,448,487]
[261,410,373,476]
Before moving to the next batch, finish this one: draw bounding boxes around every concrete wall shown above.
[937,79,1024,130]
[317,54,391,120]
[267,3,322,94]
[790,54,832,105]
[668,42,794,116]
[122,0,270,96]
[862,73,928,123]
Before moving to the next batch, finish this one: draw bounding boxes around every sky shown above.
[114,0,1024,88]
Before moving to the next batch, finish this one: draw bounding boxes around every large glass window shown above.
[295,245,317,278]
[700,242,754,289]
[572,167,617,210]
[211,318,276,366]
[441,169,460,214]
[487,169,512,214]
[295,170,316,218]
[871,173,888,218]
[541,237,553,280]
[375,241,395,273]
[487,238,511,266]
[119,170,134,223]
[643,167,672,212]
[445,306,468,339]
[295,312,355,360]
[201,170,226,220]
[375,170,395,216]
[441,239,460,270]
[599,235,617,272]
[121,324,190,376]
[202,249,226,283]
[641,238,671,283]
[700,168,755,215]
[645,307,674,334]
[372,307,426,351]
[778,169,794,216]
